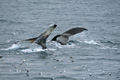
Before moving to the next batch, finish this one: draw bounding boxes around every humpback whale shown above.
[51,27,88,45]
[15,25,87,49]
[17,24,57,49]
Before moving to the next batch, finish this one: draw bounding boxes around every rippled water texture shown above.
[0,0,120,80]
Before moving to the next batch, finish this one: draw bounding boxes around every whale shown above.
[15,25,87,49]
[51,27,88,45]
[16,24,57,49]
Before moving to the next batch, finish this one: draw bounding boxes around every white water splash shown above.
[83,40,98,45]
[0,41,40,50]
[0,43,20,50]
[20,48,56,53]
[0,42,56,53]
[51,41,76,48]
[78,40,99,45]
[8,43,21,50]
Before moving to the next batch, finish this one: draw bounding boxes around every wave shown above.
[101,40,120,45]
[0,41,35,50]
[80,40,98,45]
[0,41,56,53]
[0,39,118,52]
[50,39,118,50]
[0,19,24,24]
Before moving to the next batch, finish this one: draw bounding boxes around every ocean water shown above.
[0,0,120,80]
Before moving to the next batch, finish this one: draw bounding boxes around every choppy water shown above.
[0,0,120,80]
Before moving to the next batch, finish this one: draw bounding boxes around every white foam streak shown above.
[52,42,76,48]
[83,40,98,45]
[0,44,20,50]
[21,48,56,53]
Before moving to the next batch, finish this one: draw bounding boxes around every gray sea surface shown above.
[0,0,120,80]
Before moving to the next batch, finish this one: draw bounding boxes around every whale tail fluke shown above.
[34,24,57,49]
[17,24,57,49]
[51,27,88,45]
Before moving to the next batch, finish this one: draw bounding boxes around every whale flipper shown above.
[51,27,88,45]
[18,24,57,49]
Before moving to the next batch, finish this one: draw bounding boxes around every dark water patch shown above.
[55,76,76,80]
[0,72,29,80]
[31,77,53,80]
[101,40,120,45]
[78,58,96,61]
[9,21,24,25]
[0,18,25,25]
[115,52,120,55]
[38,51,53,59]
[97,58,120,62]
[0,19,8,23]
[68,40,79,45]
[0,55,2,58]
